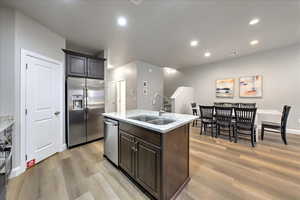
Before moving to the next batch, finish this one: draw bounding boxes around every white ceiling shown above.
[2,0,300,68]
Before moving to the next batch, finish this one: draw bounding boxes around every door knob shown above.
[54,111,60,115]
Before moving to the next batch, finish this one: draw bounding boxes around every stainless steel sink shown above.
[129,115,175,125]
[146,118,175,125]
[129,115,159,122]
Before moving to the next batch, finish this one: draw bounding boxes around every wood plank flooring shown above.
[7,126,300,200]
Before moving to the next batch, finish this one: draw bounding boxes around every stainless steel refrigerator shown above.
[67,77,105,147]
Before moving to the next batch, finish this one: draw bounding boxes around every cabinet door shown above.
[135,139,161,198]
[67,54,86,77]
[87,58,104,79]
[119,131,135,177]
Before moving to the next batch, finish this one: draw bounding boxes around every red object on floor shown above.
[27,159,36,168]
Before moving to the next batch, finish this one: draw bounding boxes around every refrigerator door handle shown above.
[85,87,88,110]
[83,88,87,110]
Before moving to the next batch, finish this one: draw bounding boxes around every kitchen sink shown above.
[129,115,176,125]
[129,115,159,122]
[146,118,175,125]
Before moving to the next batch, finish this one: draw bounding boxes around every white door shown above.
[116,80,126,113]
[25,55,62,164]
[107,81,117,112]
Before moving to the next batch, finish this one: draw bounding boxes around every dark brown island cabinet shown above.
[118,121,190,200]
[62,49,105,79]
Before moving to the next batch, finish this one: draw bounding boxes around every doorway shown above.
[20,49,64,172]
[114,80,126,113]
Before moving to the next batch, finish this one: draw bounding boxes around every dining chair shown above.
[223,102,233,107]
[234,107,257,147]
[191,102,200,127]
[215,106,234,141]
[214,102,225,107]
[191,102,197,108]
[261,105,291,145]
[239,103,256,108]
[199,106,215,137]
[231,103,240,108]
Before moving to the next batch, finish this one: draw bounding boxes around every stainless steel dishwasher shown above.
[103,118,119,166]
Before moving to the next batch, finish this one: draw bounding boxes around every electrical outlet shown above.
[298,119,300,124]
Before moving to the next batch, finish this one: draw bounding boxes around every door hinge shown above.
[25,154,27,161]
[26,63,28,70]
[25,109,28,115]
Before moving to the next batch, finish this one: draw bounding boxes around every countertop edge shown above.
[103,113,197,134]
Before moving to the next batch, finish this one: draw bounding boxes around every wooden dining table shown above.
[195,107,282,141]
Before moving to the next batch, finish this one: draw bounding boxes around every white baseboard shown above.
[257,125,300,135]
[287,129,300,135]
[59,143,67,152]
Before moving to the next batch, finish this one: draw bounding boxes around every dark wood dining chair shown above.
[199,106,215,137]
[214,102,225,107]
[231,103,240,108]
[239,103,256,108]
[191,102,200,127]
[234,107,257,147]
[223,102,233,107]
[261,105,291,145]
[215,106,234,141]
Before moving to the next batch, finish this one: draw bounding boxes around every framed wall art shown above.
[239,75,263,98]
[216,78,235,98]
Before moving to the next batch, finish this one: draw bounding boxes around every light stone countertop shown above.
[0,116,14,133]
[102,110,197,133]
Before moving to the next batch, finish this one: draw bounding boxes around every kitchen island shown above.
[103,110,197,200]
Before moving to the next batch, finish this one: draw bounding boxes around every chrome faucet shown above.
[159,106,166,116]
[153,93,170,116]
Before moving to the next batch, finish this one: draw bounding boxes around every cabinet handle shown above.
[131,146,137,152]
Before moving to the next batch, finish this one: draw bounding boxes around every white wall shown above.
[171,87,195,114]
[164,44,300,130]
[66,41,98,55]
[0,9,66,173]
[136,61,163,111]
[0,7,15,116]
[106,61,164,112]
[107,62,138,110]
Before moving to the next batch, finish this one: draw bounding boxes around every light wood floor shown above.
[8,126,300,200]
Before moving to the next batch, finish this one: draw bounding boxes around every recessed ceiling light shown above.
[250,40,259,46]
[164,67,177,74]
[190,40,199,47]
[249,18,260,26]
[117,16,127,27]
[204,52,211,57]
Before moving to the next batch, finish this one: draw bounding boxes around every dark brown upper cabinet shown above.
[67,54,87,77]
[63,49,106,79]
[87,58,104,79]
